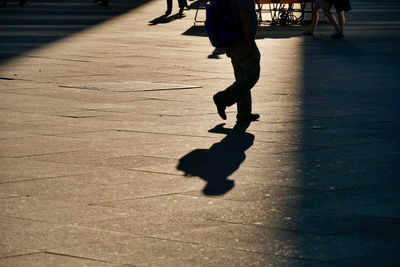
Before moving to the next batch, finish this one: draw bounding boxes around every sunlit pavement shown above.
[0,0,399,265]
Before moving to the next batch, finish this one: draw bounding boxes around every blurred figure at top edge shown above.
[94,0,109,6]
[165,0,188,16]
[1,0,31,7]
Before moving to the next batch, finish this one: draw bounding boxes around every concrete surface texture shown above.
[0,0,399,266]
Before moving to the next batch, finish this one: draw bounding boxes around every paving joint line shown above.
[0,172,92,185]
[25,55,90,63]
[202,217,353,237]
[44,251,118,265]
[126,169,182,177]
[9,150,82,159]
[0,251,42,260]
[141,234,329,264]
[89,190,197,206]
[112,128,219,139]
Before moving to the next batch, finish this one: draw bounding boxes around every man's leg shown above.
[337,9,345,30]
[236,92,252,120]
[310,6,320,34]
[304,5,320,35]
[231,57,250,118]
[323,2,340,31]
[214,42,260,120]
[165,0,172,14]
[323,2,344,38]
[178,0,185,14]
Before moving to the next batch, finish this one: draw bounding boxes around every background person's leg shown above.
[323,2,340,31]
[337,9,345,30]
[165,0,172,14]
[310,6,320,34]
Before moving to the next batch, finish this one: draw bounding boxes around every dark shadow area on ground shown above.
[0,0,152,64]
[177,122,254,196]
[292,0,400,263]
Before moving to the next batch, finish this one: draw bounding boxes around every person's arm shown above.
[240,10,255,55]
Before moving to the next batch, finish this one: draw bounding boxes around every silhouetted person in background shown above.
[1,0,30,7]
[165,0,187,16]
[177,122,254,195]
[303,0,325,36]
[212,0,261,122]
[94,0,108,6]
[323,0,351,38]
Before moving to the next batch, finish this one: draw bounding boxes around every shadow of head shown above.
[176,122,254,196]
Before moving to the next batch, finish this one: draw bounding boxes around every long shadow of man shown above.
[177,122,254,196]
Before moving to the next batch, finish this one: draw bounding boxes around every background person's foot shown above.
[331,29,344,39]
[98,0,108,6]
[303,30,314,36]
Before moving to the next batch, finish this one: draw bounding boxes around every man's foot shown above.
[213,94,226,120]
[237,113,260,122]
[98,1,108,6]
[179,7,184,15]
[19,1,31,6]
[303,30,314,36]
[165,10,171,16]
[331,29,344,39]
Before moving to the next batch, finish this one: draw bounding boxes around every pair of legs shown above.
[165,0,187,15]
[304,4,322,35]
[323,1,346,37]
[213,41,261,121]
[1,0,29,7]
[93,0,108,6]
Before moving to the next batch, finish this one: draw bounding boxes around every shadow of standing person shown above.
[148,13,186,25]
[177,122,254,196]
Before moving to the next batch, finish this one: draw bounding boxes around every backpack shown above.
[205,0,239,47]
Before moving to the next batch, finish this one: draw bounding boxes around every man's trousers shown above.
[215,41,261,120]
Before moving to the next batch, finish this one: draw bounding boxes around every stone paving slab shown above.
[1,0,400,266]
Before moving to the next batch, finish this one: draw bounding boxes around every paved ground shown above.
[0,0,399,266]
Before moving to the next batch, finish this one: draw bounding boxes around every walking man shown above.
[212,0,261,122]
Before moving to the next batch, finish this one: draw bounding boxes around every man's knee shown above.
[336,9,344,16]
[247,71,260,89]
[322,3,332,15]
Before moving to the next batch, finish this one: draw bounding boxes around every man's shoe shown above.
[303,30,314,36]
[179,7,184,15]
[165,10,171,15]
[98,0,108,6]
[19,1,31,6]
[237,113,260,122]
[331,30,344,39]
[213,95,226,120]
